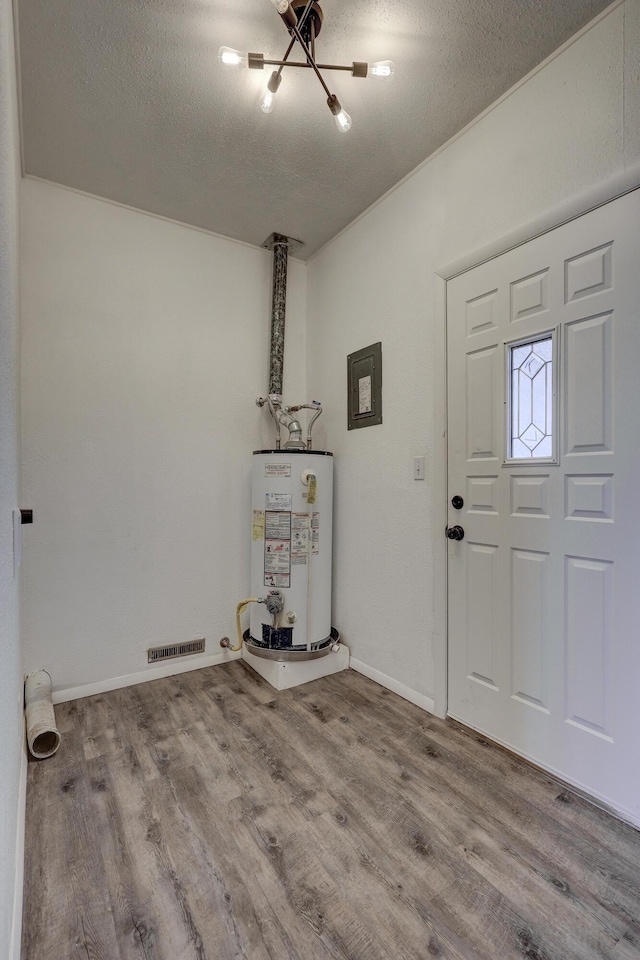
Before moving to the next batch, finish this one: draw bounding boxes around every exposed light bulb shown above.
[218,46,247,66]
[261,89,275,114]
[269,0,290,12]
[327,94,352,133]
[334,108,352,133]
[260,71,281,114]
[369,60,395,80]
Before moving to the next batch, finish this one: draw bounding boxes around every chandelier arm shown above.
[298,0,315,31]
[288,20,332,98]
[275,36,297,76]
[276,0,314,77]
[276,0,332,95]
[272,0,313,77]
[263,59,355,72]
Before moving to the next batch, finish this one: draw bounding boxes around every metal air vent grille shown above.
[148,638,206,663]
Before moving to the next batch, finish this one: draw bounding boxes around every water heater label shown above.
[265,463,291,478]
[252,510,265,541]
[265,492,292,511]
[264,541,290,586]
[292,513,310,559]
[264,574,291,588]
[265,511,291,540]
[264,510,291,588]
[311,512,320,554]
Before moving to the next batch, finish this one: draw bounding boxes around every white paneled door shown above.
[447,189,640,824]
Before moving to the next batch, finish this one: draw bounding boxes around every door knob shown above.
[446,525,465,541]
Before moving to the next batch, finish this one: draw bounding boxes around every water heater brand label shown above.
[265,463,291,478]
[265,492,292,511]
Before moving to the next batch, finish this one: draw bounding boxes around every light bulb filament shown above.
[218,46,246,67]
[327,94,352,133]
[261,90,275,113]
[334,108,351,133]
[370,60,395,80]
[260,71,281,114]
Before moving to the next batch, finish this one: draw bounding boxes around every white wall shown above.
[21,179,307,694]
[306,1,640,706]
[20,2,640,715]
[0,0,24,954]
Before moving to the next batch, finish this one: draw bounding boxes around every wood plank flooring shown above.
[22,662,640,960]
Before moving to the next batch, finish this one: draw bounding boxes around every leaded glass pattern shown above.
[509,336,553,459]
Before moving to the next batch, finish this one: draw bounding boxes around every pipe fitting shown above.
[274,404,306,449]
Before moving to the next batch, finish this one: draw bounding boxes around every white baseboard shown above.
[349,658,435,715]
[52,650,242,704]
[9,719,27,960]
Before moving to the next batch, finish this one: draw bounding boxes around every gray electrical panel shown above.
[347,342,382,430]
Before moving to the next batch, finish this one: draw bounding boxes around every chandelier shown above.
[219,0,394,132]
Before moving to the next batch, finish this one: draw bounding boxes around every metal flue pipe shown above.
[258,232,304,447]
[266,233,290,397]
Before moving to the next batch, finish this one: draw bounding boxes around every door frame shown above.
[431,160,640,721]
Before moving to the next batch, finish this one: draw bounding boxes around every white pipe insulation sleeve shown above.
[25,670,61,759]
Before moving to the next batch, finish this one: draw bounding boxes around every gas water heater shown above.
[247,448,334,660]
[225,234,339,664]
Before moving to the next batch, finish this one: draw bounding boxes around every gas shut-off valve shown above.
[264,589,285,619]
[266,590,299,632]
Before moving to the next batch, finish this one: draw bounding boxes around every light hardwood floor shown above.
[22,662,640,959]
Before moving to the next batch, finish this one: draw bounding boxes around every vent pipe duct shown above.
[263,232,291,396]
[258,233,310,449]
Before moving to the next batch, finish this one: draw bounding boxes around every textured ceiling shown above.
[17,0,613,259]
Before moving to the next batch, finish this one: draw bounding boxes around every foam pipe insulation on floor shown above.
[25,670,61,759]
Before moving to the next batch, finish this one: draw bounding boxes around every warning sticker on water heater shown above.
[265,492,292,511]
[265,574,290,587]
[264,542,290,587]
[265,540,290,569]
[252,510,265,541]
[291,513,310,557]
[265,510,291,540]
[265,463,291,478]
[264,510,291,587]
[311,512,320,554]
